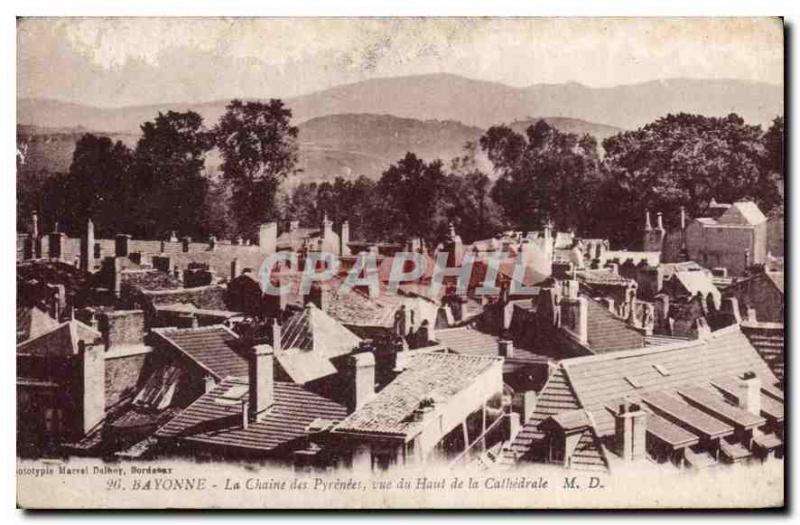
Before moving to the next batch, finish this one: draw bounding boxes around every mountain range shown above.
[17,73,782,182]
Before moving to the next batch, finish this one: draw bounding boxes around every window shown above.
[549,436,565,464]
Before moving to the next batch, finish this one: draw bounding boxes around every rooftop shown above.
[507,325,781,463]
[334,352,501,438]
[152,325,248,380]
[155,376,347,452]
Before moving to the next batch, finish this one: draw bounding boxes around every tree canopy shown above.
[215,99,299,239]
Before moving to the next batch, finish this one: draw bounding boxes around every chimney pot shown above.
[738,372,761,416]
[498,339,514,358]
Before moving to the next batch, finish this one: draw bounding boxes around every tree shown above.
[763,116,784,178]
[596,113,780,247]
[55,134,134,236]
[448,142,505,242]
[132,110,212,238]
[215,99,299,239]
[376,153,450,245]
[480,120,601,233]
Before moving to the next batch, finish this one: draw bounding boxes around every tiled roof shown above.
[281,304,362,356]
[17,319,102,356]
[335,353,500,437]
[508,325,780,462]
[434,327,549,364]
[740,324,784,383]
[153,325,247,380]
[121,269,182,291]
[276,304,362,384]
[584,297,645,354]
[577,269,634,287]
[156,377,347,452]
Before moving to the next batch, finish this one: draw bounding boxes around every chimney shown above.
[271,319,282,352]
[77,340,106,435]
[248,344,275,421]
[31,211,39,239]
[289,220,300,232]
[521,390,536,422]
[340,221,351,256]
[561,295,588,344]
[241,399,250,430]
[80,219,95,272]
[614,401,648,462]
[259,223,277,254]
[498,339,514,358]
[644,210,652,231]
[738,372,761,416]
[208,235,216,251]
[747,307,758,323]
[230,258,240,280]
[181,236,191,253]
[721,297,742,324]
[656,212,664,231]
[305,283,330,311]
[113,234,130,258]
[48,232,65,261]
[348,352,375,412]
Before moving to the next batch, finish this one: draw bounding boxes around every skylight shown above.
[654,364,670,377]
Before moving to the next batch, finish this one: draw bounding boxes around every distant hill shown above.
[17,114,623,182]
[508,117,623,143]
[18,74,782,133]
[17,125,137,174]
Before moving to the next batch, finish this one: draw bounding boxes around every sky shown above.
[18,17,784,107]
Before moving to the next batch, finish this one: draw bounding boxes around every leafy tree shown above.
[132,110,212,238]
[53,134,134,236]
[448,142,505,242]
[596,113,780,247]
[763,116,784,179]
[376,153,450,245]
[480,120,601,233]
[215,99,299,239]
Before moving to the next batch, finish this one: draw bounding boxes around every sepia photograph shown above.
[14,16,785,509]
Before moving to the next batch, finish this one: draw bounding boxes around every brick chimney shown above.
[614,401,648,462]
[248,344,275,421]
[737,371,761,416]
[347,352,375,412]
